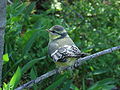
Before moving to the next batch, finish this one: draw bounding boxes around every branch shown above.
[0,0,7,87]
[15,45,120,90]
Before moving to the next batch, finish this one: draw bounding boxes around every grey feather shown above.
[48,37,84,62]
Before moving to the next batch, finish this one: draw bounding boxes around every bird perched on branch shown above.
[48,25,87,67]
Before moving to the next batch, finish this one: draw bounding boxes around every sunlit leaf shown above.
[9,67,21,88]
[3,53,9,62]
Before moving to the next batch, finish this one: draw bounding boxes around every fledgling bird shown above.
[48,25,87,67]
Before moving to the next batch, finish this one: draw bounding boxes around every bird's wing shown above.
[48,41,59,56]
[51,45,87,62]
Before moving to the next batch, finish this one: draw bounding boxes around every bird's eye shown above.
[51,31,56,33]
[51,30,61,35]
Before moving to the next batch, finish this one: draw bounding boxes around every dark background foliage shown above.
[2,0,120,89]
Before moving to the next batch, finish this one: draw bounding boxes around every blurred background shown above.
[3,0,120,89]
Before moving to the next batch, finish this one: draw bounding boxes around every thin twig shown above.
[15,45,120,90]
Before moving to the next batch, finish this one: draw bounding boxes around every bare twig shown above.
[0,0,7,87]
[15,45,120,90]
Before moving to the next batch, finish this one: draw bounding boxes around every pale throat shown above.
[49,34,61,40]
[49,33,69,41]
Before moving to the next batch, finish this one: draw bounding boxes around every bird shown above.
[48,25,87,67]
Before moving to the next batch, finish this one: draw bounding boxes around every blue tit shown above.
[48,25,87,67]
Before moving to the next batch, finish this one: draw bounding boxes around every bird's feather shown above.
[51,45,83,62]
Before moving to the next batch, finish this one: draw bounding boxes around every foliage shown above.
[3,0,120,89]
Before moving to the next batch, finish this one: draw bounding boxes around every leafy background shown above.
[2,0,120,90]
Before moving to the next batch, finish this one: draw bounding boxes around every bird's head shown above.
[48,25,68,40]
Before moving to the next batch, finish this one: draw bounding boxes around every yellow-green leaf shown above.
[3,53,9,62]
[10,67,22,88]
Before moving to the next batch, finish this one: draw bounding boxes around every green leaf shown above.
[61,80,72,90]
[2,82,12,90]
[9,67,22,88]
[3,82,7,90]
[22,56,46,74]
[70,84,79,90]
[92,69,108,75]
[24,2,36,15]
[88,78,116,90]
[30,68,37,80]
[22,30,39,56]
[45,75,66,90]
[82,78,86,90]
[30,68,38,90]
[14,3,27,16]
[3,53,9,62]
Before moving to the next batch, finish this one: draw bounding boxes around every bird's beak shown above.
[47,29,52,32]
